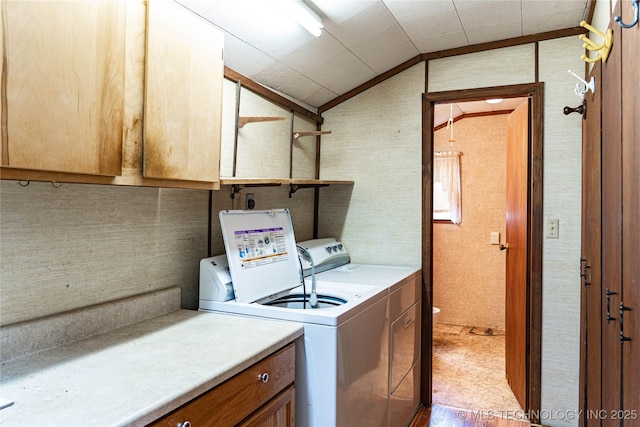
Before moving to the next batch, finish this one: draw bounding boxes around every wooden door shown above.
[601,6,623,425]
[505,100,529,409]
[1,0,125,175]
[620,0,640,419]
[579,63,602,427]
[144,0,224,182]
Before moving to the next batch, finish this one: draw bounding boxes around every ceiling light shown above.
[274,0,323,37]
[486,98,503,104]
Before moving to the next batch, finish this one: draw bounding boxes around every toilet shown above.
[433,306,441,325]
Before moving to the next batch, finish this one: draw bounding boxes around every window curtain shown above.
[434,151,462,224]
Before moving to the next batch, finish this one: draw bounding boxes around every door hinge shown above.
[580,258,591,286]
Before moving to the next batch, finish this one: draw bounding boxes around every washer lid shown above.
[219,209,301,303]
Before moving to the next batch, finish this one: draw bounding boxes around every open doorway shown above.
[430,96,527,412]
[420,83,544,423]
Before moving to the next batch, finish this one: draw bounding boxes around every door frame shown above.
[421,82,543,420]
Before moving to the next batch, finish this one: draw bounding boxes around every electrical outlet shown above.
[246,193,255,210]
[546,219,559,239]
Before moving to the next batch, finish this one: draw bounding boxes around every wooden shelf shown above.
[221,178,353,198]
[220,178,353,187]
[237,116,285,128]
[293,130,331,140]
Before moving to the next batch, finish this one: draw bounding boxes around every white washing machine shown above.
[199,209,419,427]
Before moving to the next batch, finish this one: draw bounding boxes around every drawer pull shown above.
[257,372,270,383]
[177,422,191,427]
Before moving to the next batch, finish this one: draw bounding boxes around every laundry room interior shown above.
[1,0,639,426]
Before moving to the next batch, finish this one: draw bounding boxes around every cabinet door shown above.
[1,0,125,176]
[239,386,295,427]
[143,0,223,182]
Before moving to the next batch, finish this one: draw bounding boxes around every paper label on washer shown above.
[235,227,289,268]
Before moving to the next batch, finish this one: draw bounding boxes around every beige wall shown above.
[321,37,583,427]
[432,114,508,330]
[0,182,209,326]
[220,79,318,180]
[319,63,425,266]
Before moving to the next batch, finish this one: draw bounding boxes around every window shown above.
[433,151,462,224]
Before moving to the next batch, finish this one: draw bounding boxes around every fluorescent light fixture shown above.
[486,98,504,104]
[274,0,323,37]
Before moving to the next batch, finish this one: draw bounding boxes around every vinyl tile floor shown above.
[432,323,524,417]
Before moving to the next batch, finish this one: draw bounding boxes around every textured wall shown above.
[538,37,584,426]
[0,181,209,326]
[319,63,424,266]
[432,115,508,330]
[220,79,317,180]
[210,185,316,256]
[428,44,535,92]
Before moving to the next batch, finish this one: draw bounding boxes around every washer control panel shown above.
[297,238,350,276]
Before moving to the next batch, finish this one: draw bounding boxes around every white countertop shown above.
[0,309,303,426]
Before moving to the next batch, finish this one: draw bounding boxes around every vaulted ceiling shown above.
[177,0,592,117]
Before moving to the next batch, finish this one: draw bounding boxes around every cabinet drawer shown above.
[149,343,295,427]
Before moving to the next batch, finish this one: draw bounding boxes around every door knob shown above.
[500,243,510,251]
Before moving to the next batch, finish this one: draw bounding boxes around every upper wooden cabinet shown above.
[143,0,224,182]
[1,0,126,176]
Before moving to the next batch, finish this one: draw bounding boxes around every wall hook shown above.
[615,0,639,29]
[568,69,595,98]
[563,99,587,120]
[579,21,613,63]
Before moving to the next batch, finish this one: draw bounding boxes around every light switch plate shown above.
[546,219,559,239]
[490,232,500,245]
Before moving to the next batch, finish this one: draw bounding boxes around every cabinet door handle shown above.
[620,302,632,342]
[580,259,591,286]
[257,373,270,383]
[606,288,617,323]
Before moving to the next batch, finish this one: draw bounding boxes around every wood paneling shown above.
[505,100,529,410]
[620,0,640,418]
[600,4,623,426]
[579,1,640,424]
[579,62,603,427]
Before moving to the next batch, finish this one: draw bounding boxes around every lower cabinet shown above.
[239,385,295,427]
[149,343,295,427]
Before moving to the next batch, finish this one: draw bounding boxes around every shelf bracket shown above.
[230,182,283,199]
[289,183,329,198]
